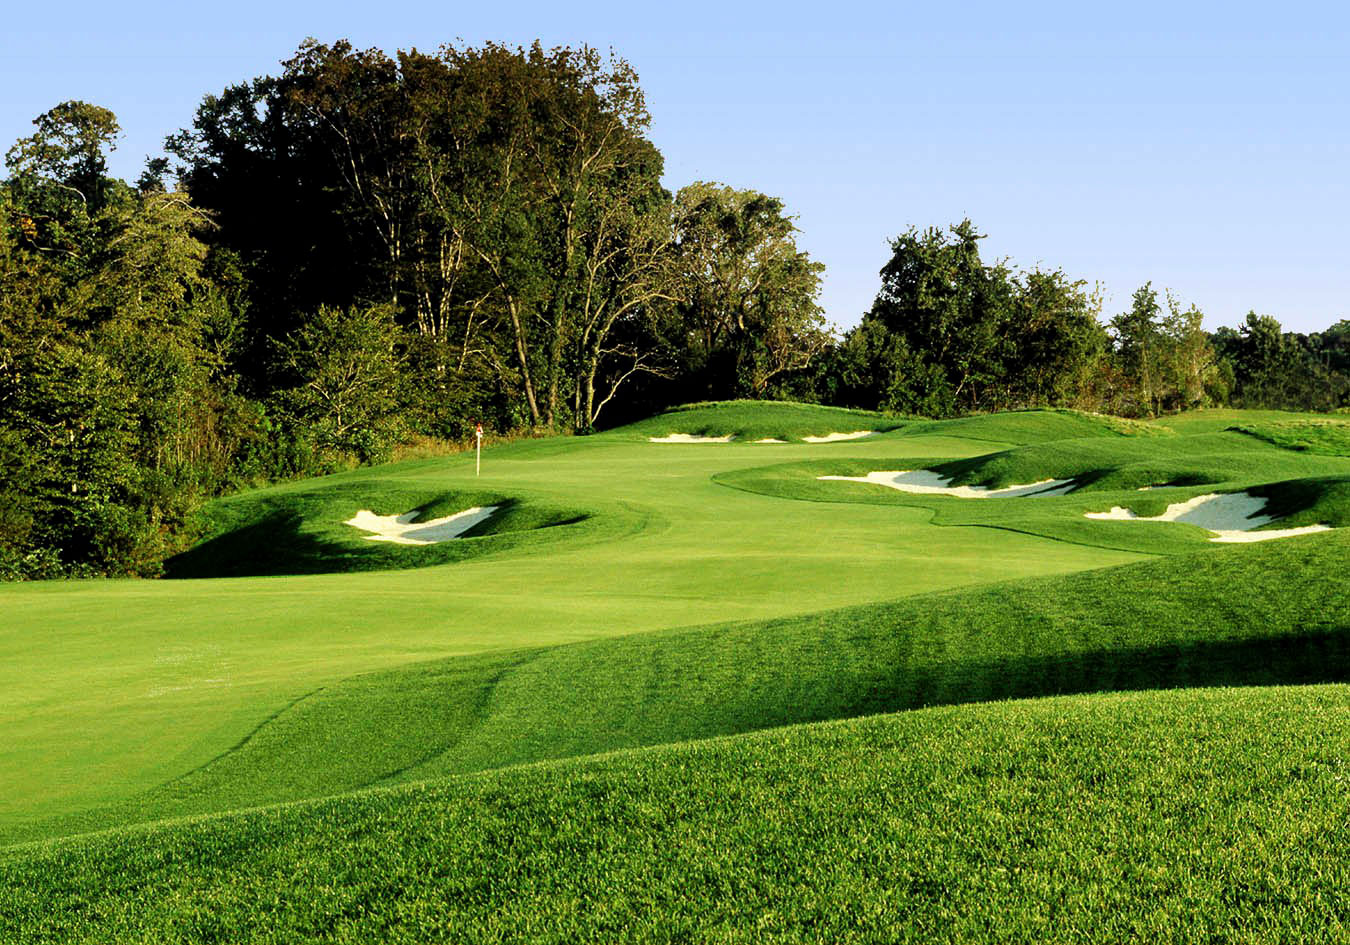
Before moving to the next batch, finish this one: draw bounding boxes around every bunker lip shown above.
[649,433,736,443]
[820,469,1076,498]
[345,506,499,544]
[1084,492,1332,543]
[803,431,875,443]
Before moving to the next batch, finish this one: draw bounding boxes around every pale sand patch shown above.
[649,433,736,443]
[1210,525,1332,543]
[755,438,787,443]
[1084,492,1331,543]
[802,431,875,443]
[345,506,499,545]
[820,470,1076,498]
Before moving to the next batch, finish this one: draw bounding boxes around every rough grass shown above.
[4,683,1348,944]
[1231,418,1350,457]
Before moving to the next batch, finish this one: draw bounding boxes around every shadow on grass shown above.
[163,511,357,578]
[117,620,1350,833]
[829,625,1350,723]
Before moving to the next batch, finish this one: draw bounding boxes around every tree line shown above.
[2,38,1346,579]
[824,221,1348,418]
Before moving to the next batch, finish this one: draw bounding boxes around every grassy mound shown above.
[1231,418,1350,457]
[165,479,593,578]
[4,683,1348,943]
[899,407,1172,444]
[1153,407,1344,435]
[617,400,908,441]
[1248,476,1350,527]
[929,430,1350,492]
[719,428,1350,552]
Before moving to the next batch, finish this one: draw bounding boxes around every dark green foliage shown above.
[667,182,828,401]
[0,113,265,576]
[271,303,407,465]
[173,40,683,436]
[1213,314,1350,411]
[838,221,1108,416]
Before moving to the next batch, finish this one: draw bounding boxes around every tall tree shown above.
[3,103,254,576]
[851,221,1008,415]
[173,39,678,433]
[1157,292,1223,411]
[1003,269,1107,409]
[1110,283,1164,416]
[671,182,828,400]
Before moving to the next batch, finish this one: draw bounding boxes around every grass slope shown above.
[898,407,1169,444]
[4,401,1349,941]
[617,400,909,441]
[12,530,1348,845]
[1232,417,1350,457]
[4,684,1348,943]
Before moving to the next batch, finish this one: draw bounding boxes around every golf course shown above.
[3,400,1349,942]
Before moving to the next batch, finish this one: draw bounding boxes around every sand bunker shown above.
[648,432,870,444]
[345,506,499,545]
[803,431,875,443]
[649,433,736,443]
[820,469,1076,498]
[1084,492,1331,543]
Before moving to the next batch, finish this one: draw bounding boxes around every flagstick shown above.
[475,425,482,477]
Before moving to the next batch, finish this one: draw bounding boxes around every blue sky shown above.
[4,0,1346,333]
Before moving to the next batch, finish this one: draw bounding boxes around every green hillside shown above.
[2,402,1346,941]
[5,684,1348,943]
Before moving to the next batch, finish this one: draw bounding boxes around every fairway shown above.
[3,403,1349,941]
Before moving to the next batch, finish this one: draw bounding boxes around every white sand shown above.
[1084,492,1331,542]
[820,469,1076,498]
[648,432,873,443]
[344,506,499,545]
[802,431,875,443]
[1210,525,1332,543]
[649,433,736,443]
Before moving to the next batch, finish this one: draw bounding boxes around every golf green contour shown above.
[3,402,1349,943]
